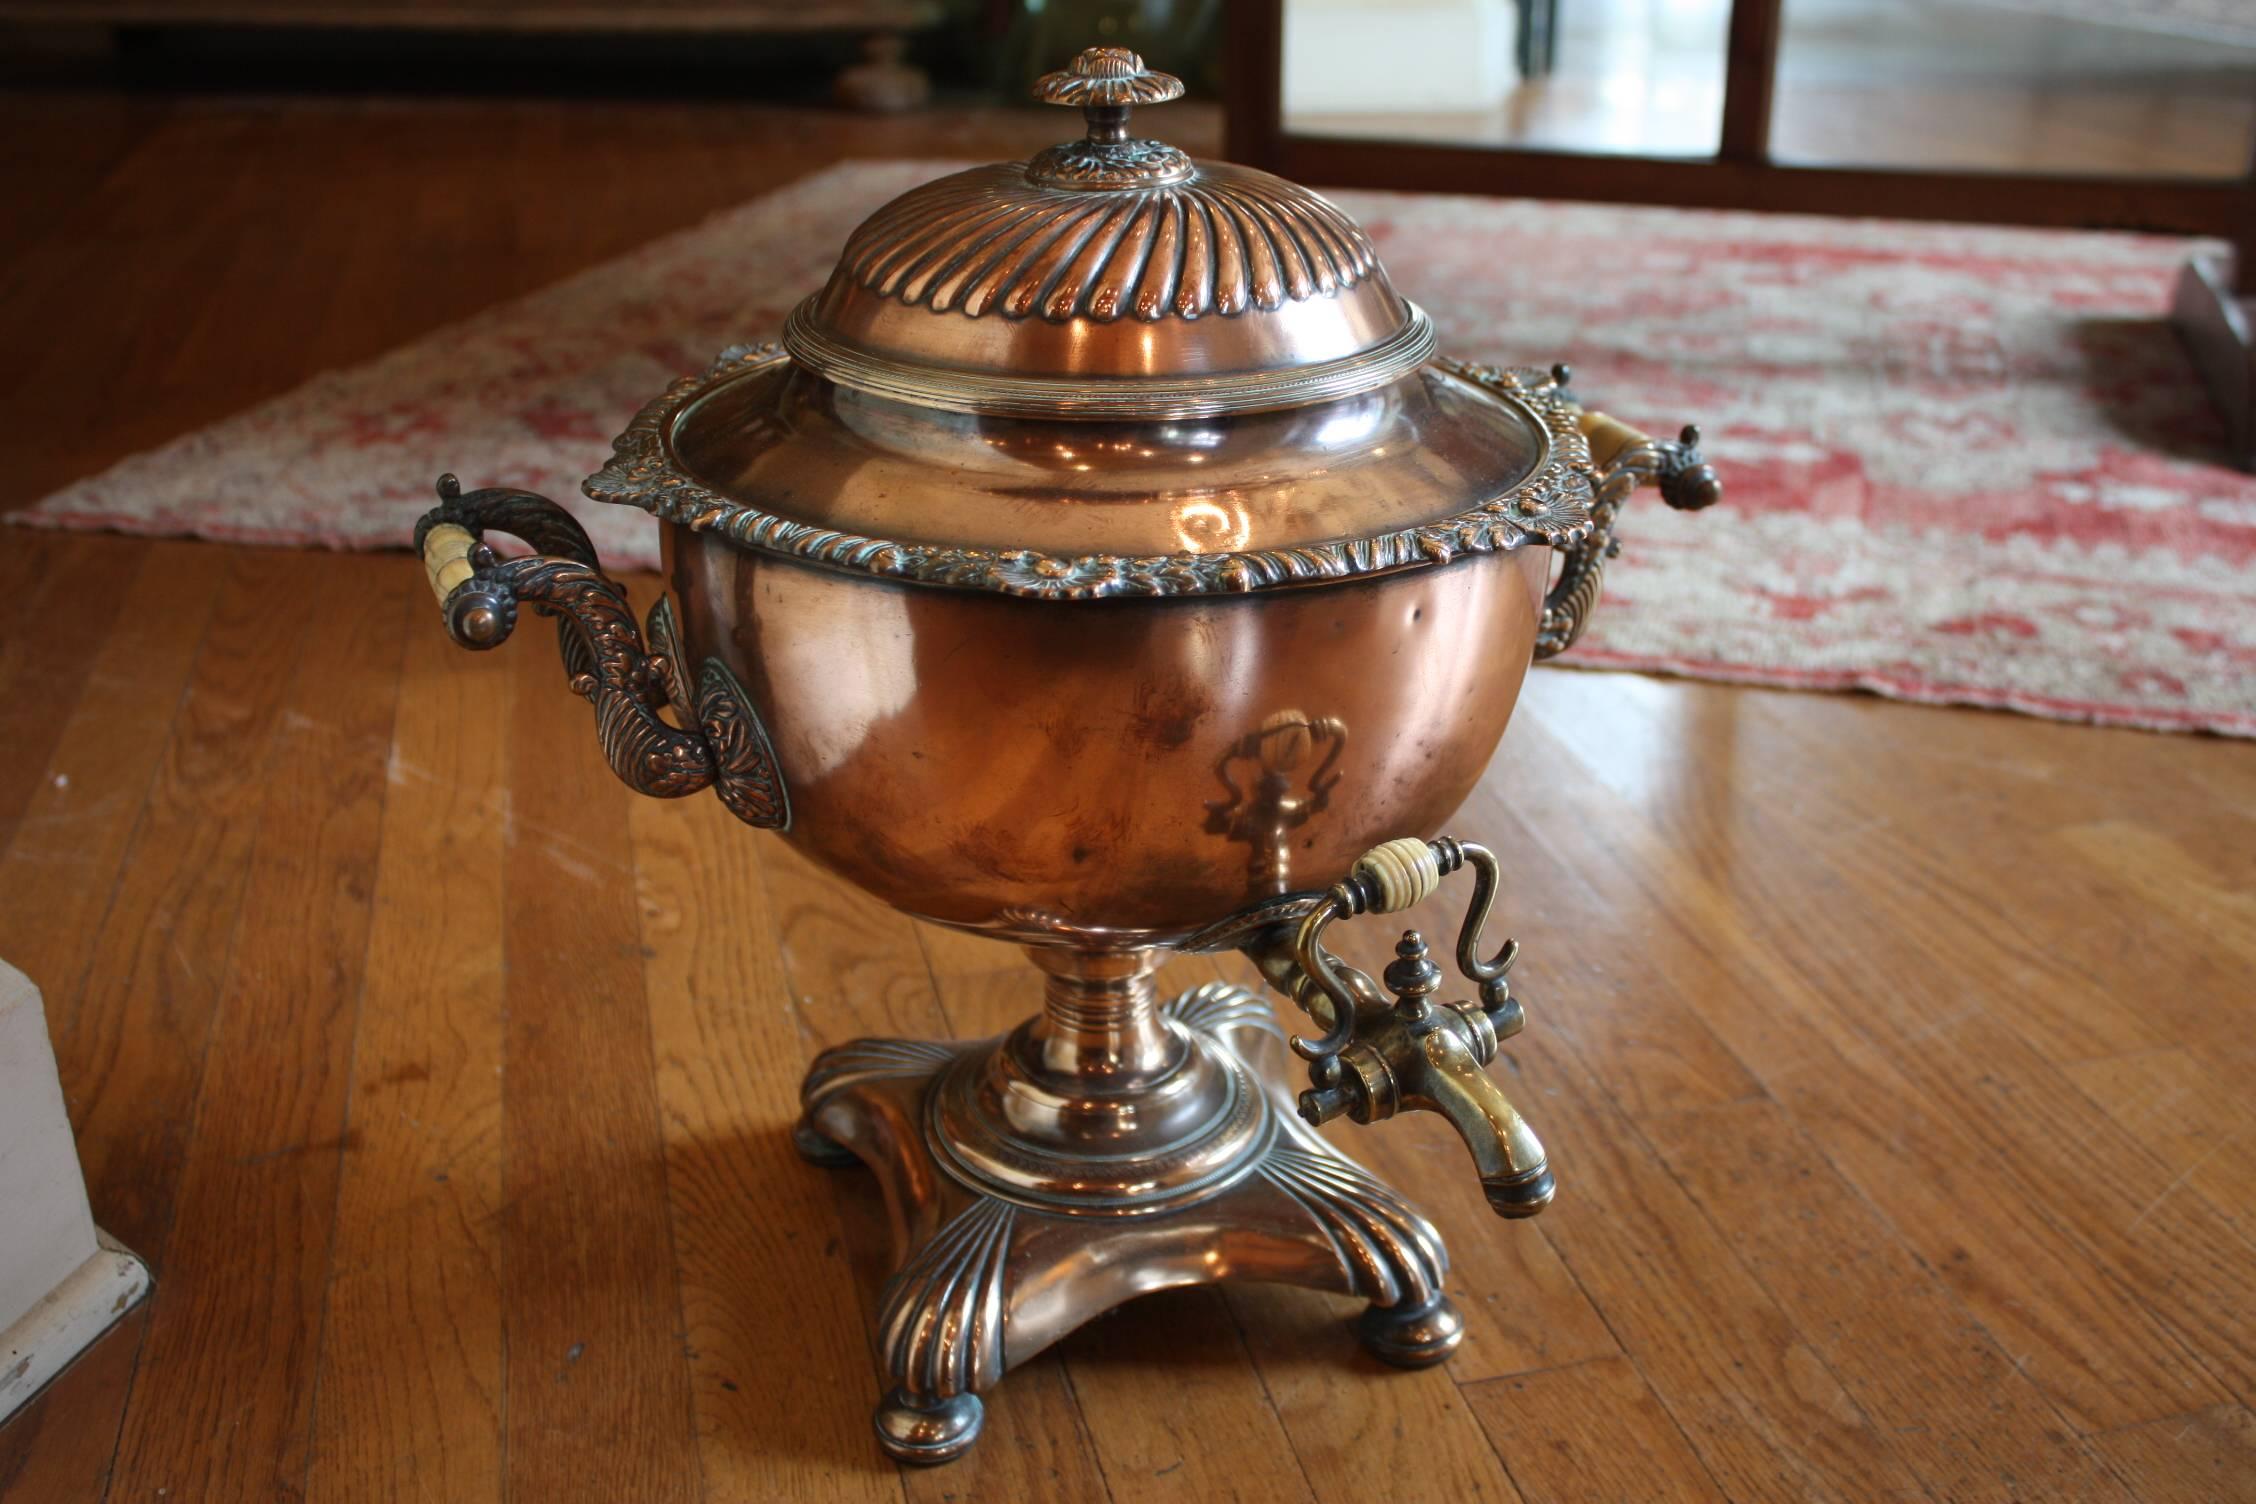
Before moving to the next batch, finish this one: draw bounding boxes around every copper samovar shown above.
[414,46,1717,1465]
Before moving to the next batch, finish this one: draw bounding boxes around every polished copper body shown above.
[409,45,1721,1469]
[667,530,1547,943]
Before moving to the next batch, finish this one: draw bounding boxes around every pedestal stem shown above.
[1023,947,1181,1086]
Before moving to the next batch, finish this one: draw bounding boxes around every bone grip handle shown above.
[422,521,479,606]
[1351,837,1442,914]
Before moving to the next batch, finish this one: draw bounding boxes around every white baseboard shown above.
[0,1228,149,1423]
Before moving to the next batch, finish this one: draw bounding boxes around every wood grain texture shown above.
[37,549,310,1258]
[305,601,510,1503]
[629,783,898,1502]
[0,537,145,851]
[2,91,2252,1504]
[0,542,229,1009]
[2089,1405,2256,1503]
[1464,1357,1725,1504]
[496,606,700,1502]
[1505,679,2236,1434]
[105,551,410,1500]
[0,1308,145,1504]
[1648,1098,2129,1501]
[1161,963,1532,1504]
[755,851,1111,1504]
[1058,1288,1319,1504]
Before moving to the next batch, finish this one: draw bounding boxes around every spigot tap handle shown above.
[1259,834,1555,1220]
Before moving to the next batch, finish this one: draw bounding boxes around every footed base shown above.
[798,978,1460,1465]
[791,1118,858,1169]
[1356,1292,1467,1368]
[874,1388,983,1465]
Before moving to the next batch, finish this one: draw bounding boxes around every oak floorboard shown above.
[2059,1047,2256,1249]
[37,549,311,1260]
[1058,1290,1319,1504]
[1261,850,1923,1501]
[0,1307,146,1504]
[1570,675,2256,1140]
[0,529,53,669]
[1521,676,2256,1412]
[750,839,1110,1504]
[1502,689,2232,1433]
[1463,1357,1727,1504]
[630,791,902,1503]
[0,540,229,1015]
[1650,1097,2130,1501]
[304,598,510,1504]
[1443,767,2225,1450]
[102,552,411,1499]
[1222,1285,1528,1504]
[495,598,701,1502]
[2087,1405,2256,1503]
[1464,1018,1926,1501]
[0,536,145,850]
[0,538,231,1502]
[910,918,1008,985]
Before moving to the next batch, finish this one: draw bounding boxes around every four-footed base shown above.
[798,977,1461,1465]
[873,1388,984,1466]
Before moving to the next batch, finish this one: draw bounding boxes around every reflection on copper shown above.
[1172,495,1252,553]
[1203,710,1350,895]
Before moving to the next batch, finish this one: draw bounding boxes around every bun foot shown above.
[874,1388,983,1465]
[1356,1293,1466,1369]
[792,1118,858,1168]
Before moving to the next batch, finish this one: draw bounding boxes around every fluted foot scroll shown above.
[795,981,1461,1465]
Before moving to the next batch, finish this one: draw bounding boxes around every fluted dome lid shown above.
[781,47,1434,420]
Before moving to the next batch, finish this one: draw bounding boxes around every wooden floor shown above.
[4,91,2256,1504]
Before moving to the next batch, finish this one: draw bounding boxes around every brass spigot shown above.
[1243,837,1555,1219]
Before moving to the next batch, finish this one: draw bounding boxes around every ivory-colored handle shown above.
[422,522,478,604]
[1352,837,1442,914]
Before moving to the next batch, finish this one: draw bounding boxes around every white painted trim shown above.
[0,1230,149,1422]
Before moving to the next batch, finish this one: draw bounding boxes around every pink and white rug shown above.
[15,161,2256,736]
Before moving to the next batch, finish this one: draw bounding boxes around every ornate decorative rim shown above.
[582,343,1598,602]
[783,297,1437,421]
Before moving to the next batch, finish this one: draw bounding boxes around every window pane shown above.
[1772,0,2256,178]
[1280,0,1730,158]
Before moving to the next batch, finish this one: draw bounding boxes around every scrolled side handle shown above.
[412,475,790,831]
[1535,401,1722,661]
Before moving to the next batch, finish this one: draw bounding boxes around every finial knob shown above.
[1033,47,1186,111]
[1026,46,1194,188]
[1383,931,1444,1011]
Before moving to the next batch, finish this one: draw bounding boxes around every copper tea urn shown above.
[413,46,1717,1466]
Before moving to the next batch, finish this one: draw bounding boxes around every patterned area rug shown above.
[15,161,2255,736]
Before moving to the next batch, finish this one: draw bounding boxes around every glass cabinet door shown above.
[1277,0,2256,178]
[1280,0,1731,158]
[1769,0,2256,178]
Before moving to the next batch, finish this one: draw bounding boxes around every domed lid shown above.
[782,47,1435,420]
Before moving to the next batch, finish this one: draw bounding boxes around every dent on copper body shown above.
[404,41,1724,1470]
